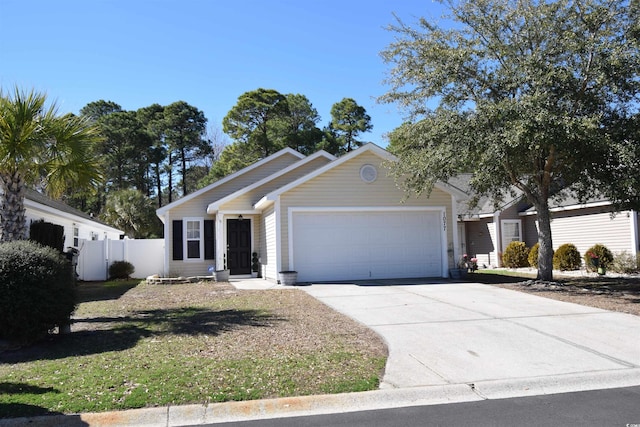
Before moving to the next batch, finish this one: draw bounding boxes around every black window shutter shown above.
[172,220,183,260]
[204,220,215,260]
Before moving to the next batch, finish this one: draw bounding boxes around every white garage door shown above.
[291,209,444,282]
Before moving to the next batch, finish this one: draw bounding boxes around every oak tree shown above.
[380,0,640,280]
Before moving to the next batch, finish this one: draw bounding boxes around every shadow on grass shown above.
[474,271,640,294]
[0,382,81,421]
[466,272,532,284]
[561,276,640,292]
[0,307,282,363]
[76,280,141,303]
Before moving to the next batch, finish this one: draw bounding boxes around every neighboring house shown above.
[451,175,640,267]
[156,143,467,282]
[24,188,123,250]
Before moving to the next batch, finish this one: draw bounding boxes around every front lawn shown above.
[0,281,387,418]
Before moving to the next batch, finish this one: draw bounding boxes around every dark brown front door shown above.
[227,218,251,275]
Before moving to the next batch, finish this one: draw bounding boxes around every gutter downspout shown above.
[631,210,639,258]
[494,211,501,267]
[163,213,170,277]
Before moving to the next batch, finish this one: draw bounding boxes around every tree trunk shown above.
[168,152,173,204]
[0,172,27,242]
[181,146,187,197]
[154,163,162,208]
[535,198,554,281]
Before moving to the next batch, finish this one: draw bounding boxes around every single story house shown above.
[450,175,640,267]
[156,143,467,283]
[25,188,123,250]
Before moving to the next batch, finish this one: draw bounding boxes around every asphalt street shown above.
[205,386,640,427]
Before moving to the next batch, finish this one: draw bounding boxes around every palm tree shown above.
[0,87,103,241]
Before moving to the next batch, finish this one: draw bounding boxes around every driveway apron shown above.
[301,281,640,396]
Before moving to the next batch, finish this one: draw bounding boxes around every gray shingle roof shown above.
[25,188,119,230]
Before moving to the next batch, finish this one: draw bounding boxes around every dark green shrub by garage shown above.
[502,241,530,268]
[0,240,76,343]
[553,243,582,271]
[109,260,135,279]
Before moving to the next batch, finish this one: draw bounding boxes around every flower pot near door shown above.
[279,271,298,286]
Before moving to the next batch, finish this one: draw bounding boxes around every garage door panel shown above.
[292,210,443,282]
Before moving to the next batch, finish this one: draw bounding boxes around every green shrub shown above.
[583,244,614,272]
[528,243,539,268]
[502,241,530,268]
[610,251,640,274]
[109,260,135,279]
[553,243,582,271]
[0,240,75,343]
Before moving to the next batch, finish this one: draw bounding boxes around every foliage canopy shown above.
[380,0,640,280]
[0,88,102,241]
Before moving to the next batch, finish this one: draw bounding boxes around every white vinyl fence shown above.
[76,238,164,281]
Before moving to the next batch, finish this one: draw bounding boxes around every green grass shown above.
[0,281,386,418]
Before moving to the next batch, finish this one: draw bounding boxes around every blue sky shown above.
[0,0,444,147]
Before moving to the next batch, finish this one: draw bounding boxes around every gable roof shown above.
[206,150,336,214]
[254,143,468,209]
[156,147,305,217]
[448,174,526,219]
[25,188,122,233]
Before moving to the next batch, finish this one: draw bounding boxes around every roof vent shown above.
[360,164,377,183]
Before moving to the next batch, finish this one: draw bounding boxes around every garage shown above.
[290,208,445,282]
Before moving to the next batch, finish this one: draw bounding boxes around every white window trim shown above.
[500,219,522,253]
[73,225,79,248]
[183,217,204,261]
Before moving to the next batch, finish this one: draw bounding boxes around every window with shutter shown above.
[172,220,183,260]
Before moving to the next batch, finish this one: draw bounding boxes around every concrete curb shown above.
[0,385,480,427]
[3,370,640,426]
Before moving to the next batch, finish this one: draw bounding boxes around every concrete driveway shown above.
[301,280,640,399]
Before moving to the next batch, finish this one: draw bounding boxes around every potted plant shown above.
[251,252,260,278]
[279,271,298,286]
[449,254,470,279]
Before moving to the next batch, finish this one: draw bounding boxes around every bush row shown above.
[502,241,640,273]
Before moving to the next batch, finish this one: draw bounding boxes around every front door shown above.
[227,219,251,275]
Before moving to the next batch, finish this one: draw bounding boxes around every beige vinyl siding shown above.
[262,206,277,280]
[465,218,497,267]
[544,207,634,257]
[499,203,523,220]
[166,214,216,277]
[277,152,455,271]
[522,215,539,248]
[250,214,261,258]
[219,156,332,211]
[164,153,301,277]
